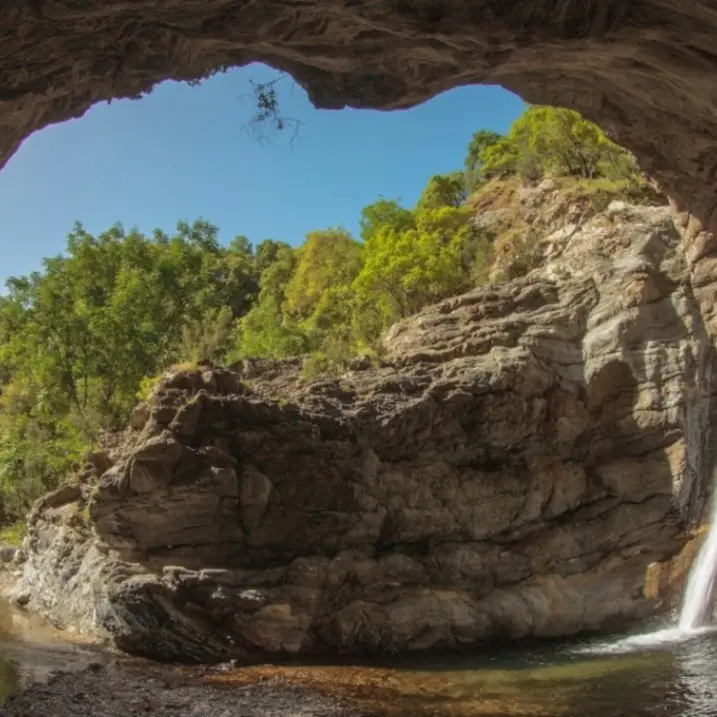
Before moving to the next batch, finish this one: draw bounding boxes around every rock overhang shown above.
[2,0,717,240]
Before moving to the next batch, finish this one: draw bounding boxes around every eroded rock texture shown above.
[10,196,717,662]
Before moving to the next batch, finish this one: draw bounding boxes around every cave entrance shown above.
[3,3,716,336]
[2,1,716,232]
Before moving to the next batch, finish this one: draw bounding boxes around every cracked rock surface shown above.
[8,199,717,662]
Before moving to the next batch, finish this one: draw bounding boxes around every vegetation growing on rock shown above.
[0,105,660,521]
[465,106,640,186]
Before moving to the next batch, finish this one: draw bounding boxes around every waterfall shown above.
[574,469,717,656]
[679,502,717,631]
[576,506,717,656]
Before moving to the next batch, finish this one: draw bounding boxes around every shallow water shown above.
[201,623,717,717]
[2,602,717,716]
[0,598,101,702]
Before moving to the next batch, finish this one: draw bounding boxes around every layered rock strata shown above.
[9,200,717,662]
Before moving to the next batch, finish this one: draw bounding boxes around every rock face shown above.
[10,197,717,662]
[3,1,717,244]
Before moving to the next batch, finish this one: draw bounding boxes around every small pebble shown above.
[0,663,362,717]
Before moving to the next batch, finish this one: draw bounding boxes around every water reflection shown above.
[203,632,717,717]
[670,635,717,717]
[393,634,717,717]
[378,651,676,716]
[0,660,21,704]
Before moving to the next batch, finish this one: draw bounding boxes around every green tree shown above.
[180,306,236,364]
[479,106,638,181]
[353,205,472,328]
[359,198,415,242]
[254,239,291,275]
[0,220,262,518]
[479,136,521,179]
[464,129,503,187]
[232,242,310,359]
[416,172,467,211]
[283,228,363,320]
[232,294,309,359]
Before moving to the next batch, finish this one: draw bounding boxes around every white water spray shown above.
[575,483,717,656]
[679,498,717,631]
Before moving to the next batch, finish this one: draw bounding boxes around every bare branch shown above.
[242,74,305,146]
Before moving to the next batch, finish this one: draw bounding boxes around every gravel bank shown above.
[0,664,365,717]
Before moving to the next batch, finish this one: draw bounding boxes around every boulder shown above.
[10,201,717,662]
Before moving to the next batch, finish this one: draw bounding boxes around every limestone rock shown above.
[0,546,16,564]
[10,201,717,662]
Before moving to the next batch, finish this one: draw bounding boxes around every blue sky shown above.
[0,63,524,285]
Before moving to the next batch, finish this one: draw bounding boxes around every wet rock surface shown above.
[7,199,717,662]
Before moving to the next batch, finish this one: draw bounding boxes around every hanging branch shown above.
[243,74,304,146]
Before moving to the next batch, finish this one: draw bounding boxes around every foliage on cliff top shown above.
[0,104,659,520]
[465,173,664,281]
[464,105,641,188]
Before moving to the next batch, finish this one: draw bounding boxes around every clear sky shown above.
[0,63,524,286]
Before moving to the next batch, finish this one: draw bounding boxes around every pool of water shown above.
[191,622,717,717]
[2,601,717,716]
[374,631,717,716]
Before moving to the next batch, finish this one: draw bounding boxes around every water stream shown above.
[680,497,717,632]
[0,597,103,702]
[580,474,717,659]
[0,606,716,715]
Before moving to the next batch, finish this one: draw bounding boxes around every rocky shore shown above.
[0,663,363,717]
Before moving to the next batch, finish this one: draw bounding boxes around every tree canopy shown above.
[465,105,639,184]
